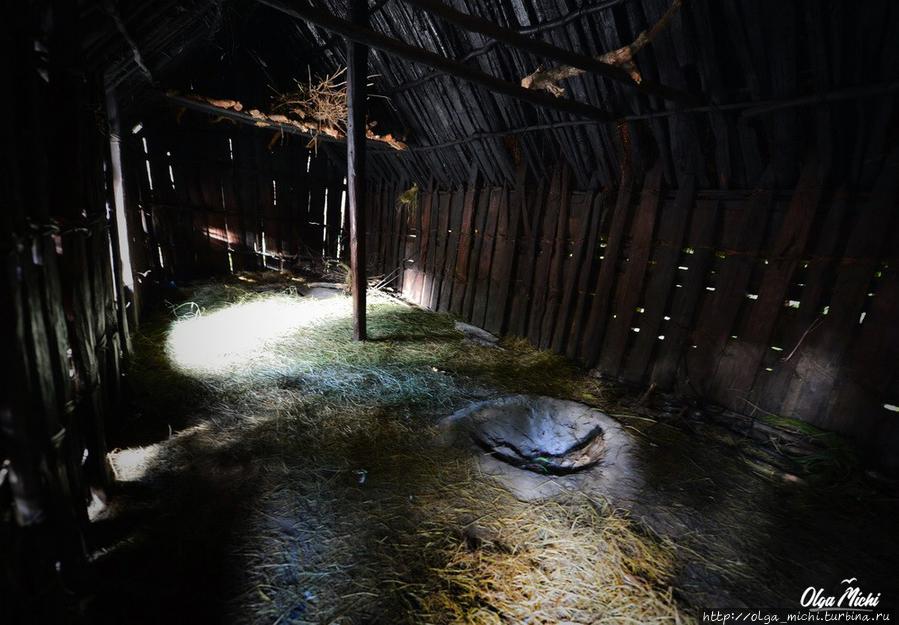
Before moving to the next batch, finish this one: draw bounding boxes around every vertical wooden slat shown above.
[550,191,590,353]
[256,137,277,267]
[365,181,377,271]
[597,163,664,376]
[20,248,88,572]
[2,249,46,529]
[622,173,696,382]
[383,183,399,287]
[688,167,775,392]
[751,186,850,412]
[462,187,491,321]
[378,182,391,275]
[414,186,434,305]
[428,192,451,309]
[485,186,516,335]
[437,190,464,311]
[396,183,409,291]
[781,148,899,427]
[711,157,823,408]
[471,187,502,327]
[506,177,544,337]
[401,189,420,300]
[325,170,344,259]
[61,231,112,489]
[540,166,572,349]
[579,166,636,364]
[235,128,260,269]
[527,168,562,345]
[104,91,134,348]
[422,187,441,309]
[450,169,480,316]
[565,191,605,361]
[651,198,722,388]
[826,222,899,460]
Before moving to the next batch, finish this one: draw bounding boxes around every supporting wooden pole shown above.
[347,0,368,341]
[105,88,135,354]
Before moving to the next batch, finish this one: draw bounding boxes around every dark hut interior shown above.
[3,1,899,623]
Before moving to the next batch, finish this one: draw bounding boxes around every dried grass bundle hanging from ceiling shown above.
[272,68,407,152]
[274,68,349,137]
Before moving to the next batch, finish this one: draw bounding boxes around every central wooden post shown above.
[347,0,368,340]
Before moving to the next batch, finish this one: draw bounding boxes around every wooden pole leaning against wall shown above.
[347,0,368,341]
[105,89,134,354]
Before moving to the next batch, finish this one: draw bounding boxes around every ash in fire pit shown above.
[441,395,639,502]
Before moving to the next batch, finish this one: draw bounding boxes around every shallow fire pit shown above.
[441,395,639,501]
[302,282,344,299]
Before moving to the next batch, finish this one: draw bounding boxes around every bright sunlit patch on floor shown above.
[109,444,163,482]
[166,294,350,376]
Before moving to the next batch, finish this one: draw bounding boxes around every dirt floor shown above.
[81,273,898,624]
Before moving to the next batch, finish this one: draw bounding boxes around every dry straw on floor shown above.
[123,277,687,624]
[115,274,890,624]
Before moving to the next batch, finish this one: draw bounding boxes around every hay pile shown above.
[120,277,687,624]
[240,444,681,625]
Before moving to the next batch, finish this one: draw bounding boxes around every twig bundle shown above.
[274,68,349,149]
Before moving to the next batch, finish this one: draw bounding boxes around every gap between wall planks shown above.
[123,115,899,466]
[686,166,776,394]
[596,162,664,376]
[779,147,899,431]
[621,172,696,382]
[378,156,899,466]
[709,156,823,409]
[128,118,350,282]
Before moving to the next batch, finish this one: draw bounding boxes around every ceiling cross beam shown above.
[399,0,701,106]
[255,0,618,121]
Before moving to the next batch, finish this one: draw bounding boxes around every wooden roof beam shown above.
[399,0,701,106]
[255,0,617,121]
[158,92,396,149]
[389,0,628,94]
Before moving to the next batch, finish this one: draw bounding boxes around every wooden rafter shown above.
[388,0,629,94]
[255,0,618,121]
[399,0,700,106]
[158,92,400,150]
[519,0,685,97]
[390,80,899,153]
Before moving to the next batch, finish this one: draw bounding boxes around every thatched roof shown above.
[85,0,899,190]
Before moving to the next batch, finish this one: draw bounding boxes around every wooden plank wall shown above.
[127,116,350,285]
[1,16,129,615]
[373,163,899,467]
